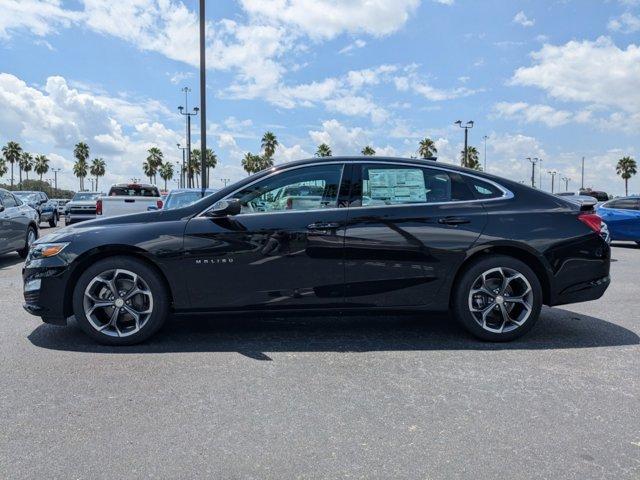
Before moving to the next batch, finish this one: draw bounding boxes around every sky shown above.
[0,0,639,195]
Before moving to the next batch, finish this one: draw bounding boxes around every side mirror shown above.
[147,205,158,211]
[207,198,241,217]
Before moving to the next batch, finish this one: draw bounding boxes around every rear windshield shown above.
[108,186,160,197]
[72,192,100,201]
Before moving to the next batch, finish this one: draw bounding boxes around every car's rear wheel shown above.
[48,213,58,228]
[17,226,37,259]
[452,255,542,341]
[72,256,169,345]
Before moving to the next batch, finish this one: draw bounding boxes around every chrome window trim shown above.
[198,160,514,218]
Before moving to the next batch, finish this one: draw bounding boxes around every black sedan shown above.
[23,157,610,345]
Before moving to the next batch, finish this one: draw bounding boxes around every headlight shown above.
[30,242,69,258]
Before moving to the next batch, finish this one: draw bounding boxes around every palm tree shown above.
[159,162,174,191]
[19,152,34,182]
[90,158,106,191]
[73,159,88,190]
[418,138,437,159]
[0,157,7,180]
[142,160,155,183]
[73,142,90,190]
[241,153,261,175]
[616,156,637,196]
[315,143,332,157]
[184,155,202,187]
[34,154,50,181]
[192,148,217,184]
[261,132,278,159]
[2,141,22,188]
[460,146,482,170]
[146,147,164,184]
[361,146,375,156]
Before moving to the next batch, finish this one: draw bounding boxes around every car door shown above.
[0,191,23,252]
[182,162,350,311]
[599,198,640,240]
[343,162,488,308]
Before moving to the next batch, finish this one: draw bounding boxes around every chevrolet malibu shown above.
[23,157,610,345]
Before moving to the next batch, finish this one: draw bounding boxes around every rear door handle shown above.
[438,216,470,226]
[307,222,340,230]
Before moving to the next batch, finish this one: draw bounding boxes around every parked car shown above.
[65,192,102,225]
[13,191,59,227]
[23,157,610,345]
[596,196,640,245]
[160,188,217,211]
[579,189,610,202]
[97,183,162,218]
[52,198,70,216]
[0,188,39,258]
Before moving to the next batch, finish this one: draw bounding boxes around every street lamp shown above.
[455,120,474,167]
[562,176,571,192]
[178,87,199,188]
[548,170,558,194]
[538,158,543,190]
[198,0,208,192]
[526,157,539,188]
[51,167,61,192]
[220,178,230,187]
[482,135,488,172]
[177,144,188,188]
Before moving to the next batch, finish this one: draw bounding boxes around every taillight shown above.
[578,212,601,233]
[96,199,102,215]
[156,199,163,210]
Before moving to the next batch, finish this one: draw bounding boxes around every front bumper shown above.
[40,211,55,222]
[67,213,95,224]
[22,257,73,325]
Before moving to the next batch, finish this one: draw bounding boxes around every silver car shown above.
[66,192,102,225]
[0,188,39,258]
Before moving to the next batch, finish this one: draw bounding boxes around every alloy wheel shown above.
[27,229,36,248]
[468,266,534,334]
[83,269,154,337]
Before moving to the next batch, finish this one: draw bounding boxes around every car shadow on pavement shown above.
[0,253,24,270]
[27,307,639,359]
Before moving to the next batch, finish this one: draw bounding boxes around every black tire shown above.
[72,256,169,345]
[452,255,543,342]
[48,213,58,228]
[17,225,37,259]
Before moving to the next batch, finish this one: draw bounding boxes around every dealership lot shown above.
[1,226,639,479]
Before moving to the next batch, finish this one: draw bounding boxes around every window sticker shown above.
[367,168,426,204]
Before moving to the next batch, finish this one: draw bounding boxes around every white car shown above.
[97,183,163,218]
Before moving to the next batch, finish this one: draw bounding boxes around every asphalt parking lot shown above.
[1,224,639,479]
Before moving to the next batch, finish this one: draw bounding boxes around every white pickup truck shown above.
[96,183,163,218]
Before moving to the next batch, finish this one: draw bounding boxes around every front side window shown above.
[0,191,17,208]
[354,165,474,207]
[231,164,344,214]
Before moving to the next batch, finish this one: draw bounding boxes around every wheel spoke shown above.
[86,301,113,316]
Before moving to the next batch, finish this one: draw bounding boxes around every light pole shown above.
[526,157,538,188]
[548,170,558,194]
[177,144,188,188]
[482,135,488,172]
[175,161,182,188]
[51,167,61,192]
[199,0,208,193]
[221,178,230,187]
[455,120,474,167]
[562,176,571,192]
[178,87,199,188]
[538,158,543,190]
[581,156,585,191]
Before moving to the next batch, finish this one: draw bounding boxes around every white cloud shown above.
[308,119,369,154]
[493,102,573,127]
[394,74,477,101]
[607,13,640,33]
[0,0,81,39]
[511,37,640,113]
[238,0,420,40]
[324,95,389,123]
[167,71,194,85]
[338,39,366,55]
[513,11,535,27]
[273,143,312,163]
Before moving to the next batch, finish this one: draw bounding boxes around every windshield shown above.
[165,190,215,210]
[72,192,100,201]
[14,192,38,202]
[109,185,160,197]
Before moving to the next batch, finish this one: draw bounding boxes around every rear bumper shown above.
[550,275,610,306]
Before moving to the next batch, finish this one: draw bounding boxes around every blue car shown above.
[148,188,218,211]
[596,196,640,245]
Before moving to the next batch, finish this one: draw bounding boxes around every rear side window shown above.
[353,165,474,207]
[466,177,504,199]
[0,191,17,208]
[605,198,639,210]
[108,186,160,197]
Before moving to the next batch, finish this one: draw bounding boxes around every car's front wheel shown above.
[72,256,169,345]
[452,255,543,341]
[17,226,37,259]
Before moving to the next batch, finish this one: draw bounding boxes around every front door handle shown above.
[438,216,470,226]
[307,222,340,230]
